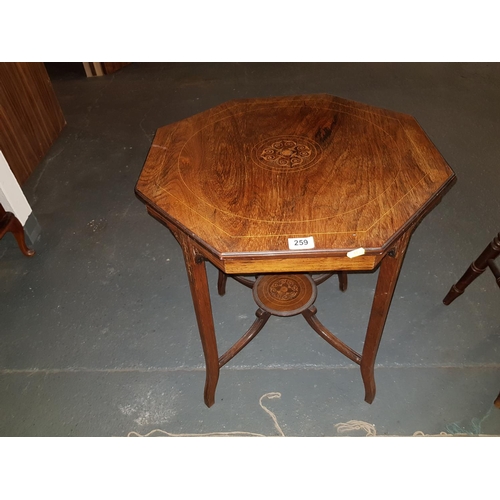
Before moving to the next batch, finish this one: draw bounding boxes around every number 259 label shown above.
[288,236,315,250]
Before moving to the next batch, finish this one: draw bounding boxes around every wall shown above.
[0,63,65,185]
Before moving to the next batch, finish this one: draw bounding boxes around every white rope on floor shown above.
[127,392,284,437]
[126,392,498,437]
[335,420,377,436]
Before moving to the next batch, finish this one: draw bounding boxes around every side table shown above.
[136,94,456,407]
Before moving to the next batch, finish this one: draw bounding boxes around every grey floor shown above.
[1,63,499,437]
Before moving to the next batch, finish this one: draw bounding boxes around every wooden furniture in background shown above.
[443,233,500,304]
[0,203,34,256]
[0,63,65,185]
[82,63,131,77]
[136,94,456,407]
[443,232,500,409]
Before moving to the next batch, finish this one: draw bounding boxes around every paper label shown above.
[288,236,315,250]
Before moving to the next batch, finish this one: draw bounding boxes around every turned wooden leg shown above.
[178,234,220,408]
[488,259,500,289]
[0,205,35,257]
[443,233,500,305]
[495,392,500,409]
[361,230,412,404]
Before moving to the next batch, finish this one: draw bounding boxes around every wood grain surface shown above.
[136,94,457,406]
[0,63,65,185]
[136,94,455,273]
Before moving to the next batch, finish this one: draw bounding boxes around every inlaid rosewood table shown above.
[135,94,456,407]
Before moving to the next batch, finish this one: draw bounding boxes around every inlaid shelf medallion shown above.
[135,94,456,407]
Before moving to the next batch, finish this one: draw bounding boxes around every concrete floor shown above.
[1,63,499,437]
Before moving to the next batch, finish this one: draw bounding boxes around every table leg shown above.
[338,271,348,292]
[361,230,412,404]
[178,234,220,408]
[217,269,227,296]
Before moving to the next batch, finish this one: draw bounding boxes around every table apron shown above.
[218,254,379,274]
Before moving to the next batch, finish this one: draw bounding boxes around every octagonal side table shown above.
[136,94,456,407]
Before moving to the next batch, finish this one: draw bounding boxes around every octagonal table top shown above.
[136,94,455,271]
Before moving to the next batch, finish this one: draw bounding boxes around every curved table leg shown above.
[178,234,220,408]
[0,205,35,257]
[361,230,412,404]
[495,392,500,409]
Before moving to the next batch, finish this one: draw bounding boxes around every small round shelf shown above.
[253,274,317,317]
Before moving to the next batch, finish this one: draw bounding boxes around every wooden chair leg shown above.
[0,205,35,257]
[443,233,500,305]
[487,259,500,289]
[443,233,500,410]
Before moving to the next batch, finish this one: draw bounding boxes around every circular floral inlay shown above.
[269,278,300,301]
[252,136,321,172]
